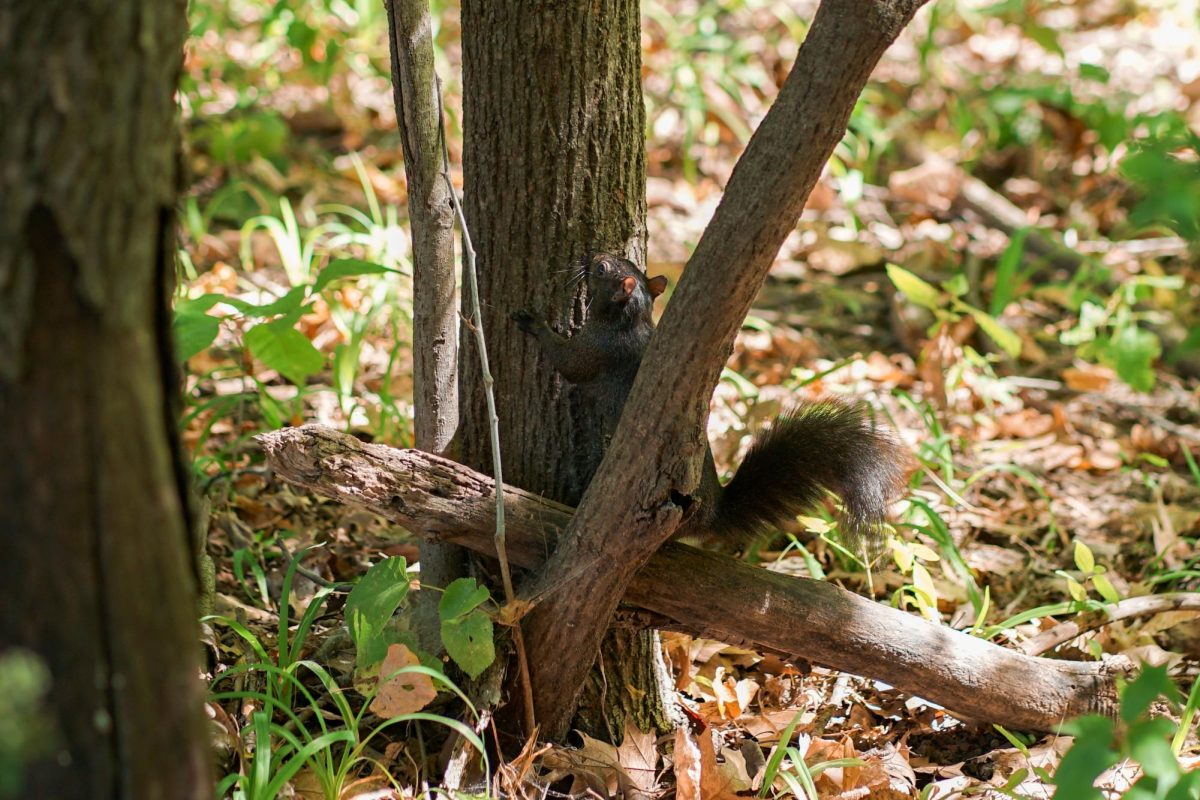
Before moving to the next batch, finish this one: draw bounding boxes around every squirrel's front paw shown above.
[510,309,541,334]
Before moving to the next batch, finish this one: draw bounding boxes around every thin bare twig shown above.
[434,76,537,736]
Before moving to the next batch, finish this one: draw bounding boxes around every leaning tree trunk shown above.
[458,0,671,742]
[0,1,211,797]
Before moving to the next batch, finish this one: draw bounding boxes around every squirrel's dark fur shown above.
[512,252,905,551]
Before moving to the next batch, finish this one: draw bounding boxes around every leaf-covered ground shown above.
[185,0,1200,796]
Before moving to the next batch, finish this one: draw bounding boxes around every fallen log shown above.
[258,425,1128,732]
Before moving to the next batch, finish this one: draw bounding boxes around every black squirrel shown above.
[512,252,905,552]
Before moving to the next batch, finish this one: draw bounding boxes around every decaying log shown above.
[259,425,1130,732]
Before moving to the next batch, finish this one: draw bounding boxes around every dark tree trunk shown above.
[514,0,928,738]
[458,0,673,742]
[0,1,212,797]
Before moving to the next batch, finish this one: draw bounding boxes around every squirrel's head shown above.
[583,253,667,320]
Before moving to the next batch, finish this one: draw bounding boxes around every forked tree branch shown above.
[516,0,931,737]
[259,426,1128,733]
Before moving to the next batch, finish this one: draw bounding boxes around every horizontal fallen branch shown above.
[1020,593,1200,657]
[259,425,1128,732]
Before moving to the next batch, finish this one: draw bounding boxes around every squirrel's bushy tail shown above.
[712,399,905,551]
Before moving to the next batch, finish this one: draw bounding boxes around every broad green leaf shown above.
[1025,24,1063,56]
[1053,715,1116,800]
[964,306,1022,358]
[909,543,940,562]
[1091,573,1120,604]
[240,286,309,319]
[1066,576,1088,602]
[312,258,398,294]
[244,319,324,386]
[439,578,491,622]
[174,311,220,362]
[943,273,969,299]
[176,293,226,315]
[1127,718,1180,780]
[345,557,410,668]
[1079,63,1110,82]
[441,610,494,679]
[891,539,914,573]
[886,264,942,311]
[1121,665,1179,723]
[1073,540,1095,574]
[1112,324,1160,392]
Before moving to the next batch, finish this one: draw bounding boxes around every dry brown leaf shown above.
[673,727,741,800]
[542,732,627,797]
[888,156,964,212]
[615,722,659,798]
[1062,364,1114,392]
[996,409,1058,439]
[368,644,437,718]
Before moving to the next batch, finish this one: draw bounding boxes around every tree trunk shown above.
[457,0,672,742]
[515,0,928,738]
[384,0,466,655]
[0,2,211,797]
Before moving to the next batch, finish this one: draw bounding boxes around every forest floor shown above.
[184,0,1200,797]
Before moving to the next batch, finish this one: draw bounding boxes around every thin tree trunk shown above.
[384,0,465,654]
[259,426,1129,734]
[516,0,930,738]
[0,1,211,796]
[458,0,674,741]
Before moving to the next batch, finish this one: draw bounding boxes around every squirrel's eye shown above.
[595,260,609,275]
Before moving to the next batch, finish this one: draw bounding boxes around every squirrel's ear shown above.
[619,276,637,298]
[647,275,668,298]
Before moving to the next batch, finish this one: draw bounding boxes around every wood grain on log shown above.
[259,425,1127,733]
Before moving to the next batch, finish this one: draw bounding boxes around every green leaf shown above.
[176,293,226,315]
[943,273,969,299]
[1073,540,1096,574]
[438,578,491,622]
[1112,324,1161,392]
[244,319,324,386]
[886,264,943,311]
[1053,715,1116,800]
[1122,665,1179,723]
[174,311,221,362]
[312,258,399,295]
[1025,24,1063,56]
[1091,573,1120,604]
[964,306,1022,358]
[241,286,309,319]
[345,557,410,669]
[1167,327,1200,365]
[991,227,1029,316]
[441,610,494,679]
[1126,718,1180,779]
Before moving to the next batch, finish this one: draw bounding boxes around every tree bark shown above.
[457,0,673,741]
[517,0,930,738]
[384,0,465,654]
[258,426,1129,734]
[0,1,211,797]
